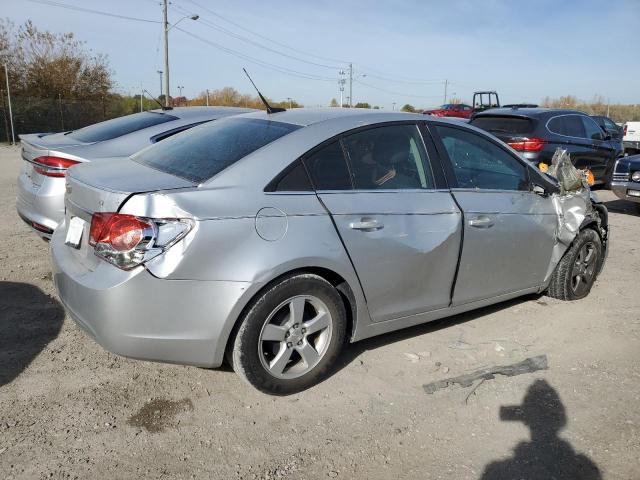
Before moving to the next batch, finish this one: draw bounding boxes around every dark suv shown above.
[470,108,624,184]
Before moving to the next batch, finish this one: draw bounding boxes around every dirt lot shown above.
[1,144,639,479]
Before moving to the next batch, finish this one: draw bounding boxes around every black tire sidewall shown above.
[232,274,347,395]
[562,229,602,300]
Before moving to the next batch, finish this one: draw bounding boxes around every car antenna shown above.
[242,68,285,114]
[142,89,172,111]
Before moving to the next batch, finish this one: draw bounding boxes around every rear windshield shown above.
[68,111,177,143]
[471,116,535,135]
[132,117,301,183]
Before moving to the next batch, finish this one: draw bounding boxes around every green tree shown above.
[401,104,416,113]
[354,102,371,109]
[329,98,338,107]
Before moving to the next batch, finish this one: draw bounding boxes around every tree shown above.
[354,102,371,109]
[401,104,416,113]
[329,98,338,107]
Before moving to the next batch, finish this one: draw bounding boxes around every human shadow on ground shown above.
[0,281,64,387]
[480,379,601,479]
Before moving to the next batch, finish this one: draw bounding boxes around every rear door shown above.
[429,123,557,305]
[304,123,462,323]
[580,115,616,180]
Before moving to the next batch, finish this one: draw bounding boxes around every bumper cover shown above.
[611,180,640,203]
[52,228,253,368]
[16,168,65,238]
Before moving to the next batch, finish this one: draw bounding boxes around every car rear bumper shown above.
[51,226,253,368]
[624,141,640,151]
[611,180,640,203]
[16,166,65,238]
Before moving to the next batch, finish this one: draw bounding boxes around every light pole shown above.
[157,70,163,98]
[3,63,15,145]
[286,97,292,109]
[392,102,396,111]
[162,0,199,107]
[177,85,184,97]
[338,70,346,108]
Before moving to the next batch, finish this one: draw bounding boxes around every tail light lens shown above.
[32,156,80,177]
[623,124,627,137]
[89,212,193,270]
[507,137,547,152]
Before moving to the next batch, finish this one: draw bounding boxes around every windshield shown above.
[471,116,535,135]
[68,111,177,143]
[132,117,301,183]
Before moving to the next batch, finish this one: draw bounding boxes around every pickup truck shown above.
[623,122,640,155]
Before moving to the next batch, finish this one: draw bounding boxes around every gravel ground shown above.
[1,144,639,479]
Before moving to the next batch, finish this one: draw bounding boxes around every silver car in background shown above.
[52,109,608,394]
[16,106,255,238]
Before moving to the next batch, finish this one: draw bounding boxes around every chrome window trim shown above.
[545,113,604,141]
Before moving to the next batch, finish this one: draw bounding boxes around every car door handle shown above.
[468,215,494,228]
[349,218,384,231]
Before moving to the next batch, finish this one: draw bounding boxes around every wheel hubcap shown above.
[571,242,597,297]
[258,295,333,379]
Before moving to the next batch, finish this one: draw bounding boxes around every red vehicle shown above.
[423,103,473,119]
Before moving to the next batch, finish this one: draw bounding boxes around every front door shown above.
[303,123,462,323]
[431,124,557,305]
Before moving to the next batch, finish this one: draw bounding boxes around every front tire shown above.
[231,274,347,395]
[547,228,602,300]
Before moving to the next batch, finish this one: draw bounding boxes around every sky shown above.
[2,0,639,109]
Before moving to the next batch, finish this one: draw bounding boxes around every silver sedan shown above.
[51,109,608,394]
[16,106,254,239]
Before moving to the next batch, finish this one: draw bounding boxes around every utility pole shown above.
[163,0,170,107]
[287,97,292,109]
[3,64,15,145]
[338,70,346,108]
[206,89,209,106]
[140,83,143,112]
[348,63,353,108]
[443,79,448,104]
[157,70,163,99]
[177,85,184,97]
[392,102,396,111]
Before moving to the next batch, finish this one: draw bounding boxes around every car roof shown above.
[474,107,586,118]
[231,107,441,128]
[147,106,257,119]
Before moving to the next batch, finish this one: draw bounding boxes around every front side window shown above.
[342,124,433,190]
[582,116,604,140]
[435,125,529,191]
[547,115,587,138]
[133,117,300,183]
[68,111,177,142]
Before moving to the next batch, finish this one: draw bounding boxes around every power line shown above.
[182,0,350,64]
[174,26,335,82]
[354,79,442,100]
[170,2,342,70]
[25,0,161,24]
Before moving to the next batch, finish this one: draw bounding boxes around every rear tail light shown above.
[89,212,193,270]
[507,137,547,152]
[32,156,80,177]
[623,124,627,137]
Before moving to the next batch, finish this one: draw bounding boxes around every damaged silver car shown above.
[51,109,608,394]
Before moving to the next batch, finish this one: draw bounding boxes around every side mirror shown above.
[604,134,612,141]
[532,184,546,196]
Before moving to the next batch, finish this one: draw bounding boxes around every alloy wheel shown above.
[258,295,333,379]
[571,241,598,297]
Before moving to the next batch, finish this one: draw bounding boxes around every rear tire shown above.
[231,274,347,395]
[547,229,602,301]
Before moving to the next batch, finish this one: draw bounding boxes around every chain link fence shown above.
[0,94,138,142]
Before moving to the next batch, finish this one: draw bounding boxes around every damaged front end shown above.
[544,149,609,283]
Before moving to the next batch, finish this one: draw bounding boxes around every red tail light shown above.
[87,212,193,270]
[32,156,80,177]
[623,124,628,137]
[89,213,154,251]
[507,137,547,152]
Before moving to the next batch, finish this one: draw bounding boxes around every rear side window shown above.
[133,118,300,183]
[341,124,433,190]
[471,116,534,135]
[68,111,177,142]
[272,161,313,191]
[547,115,586,138]
[435,125,529,191]
[303,141,352,190]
